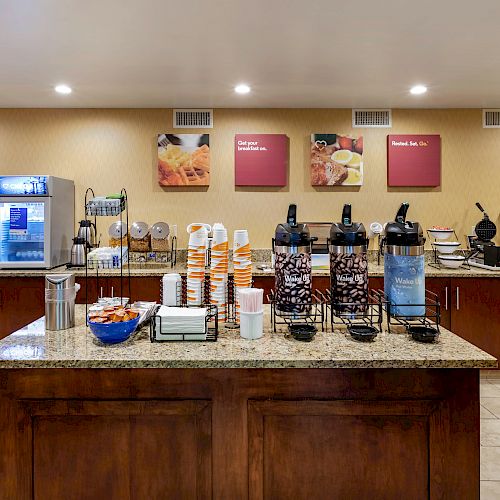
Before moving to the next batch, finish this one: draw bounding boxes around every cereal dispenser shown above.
[329,204,369,314]
[273,204,314,313]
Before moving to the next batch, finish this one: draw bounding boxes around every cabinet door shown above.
[451,278,500,361]
[368,277,383,292]
[426,277,451,330]
[20,400,212,499]
[0,278,45,338]
[75,276,100,304]
[252,276,274,303]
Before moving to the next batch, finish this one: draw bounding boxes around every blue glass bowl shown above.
[88,316,140,344]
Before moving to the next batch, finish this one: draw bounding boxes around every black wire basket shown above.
[149,304,218,342]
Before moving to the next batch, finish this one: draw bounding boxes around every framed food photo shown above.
[310,134,364,186]
[157,134,210,186]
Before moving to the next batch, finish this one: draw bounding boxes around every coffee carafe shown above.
[382,202,425,317]
[273,204,314,313]
[329,204,368,314]
[70,237,86,267]
[77,220,97,248]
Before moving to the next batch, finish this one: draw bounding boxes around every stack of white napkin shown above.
[154,306,207,340]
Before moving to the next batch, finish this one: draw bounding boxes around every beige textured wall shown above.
[0,108,498,248]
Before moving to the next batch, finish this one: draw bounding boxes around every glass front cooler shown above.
[0,201,46,264]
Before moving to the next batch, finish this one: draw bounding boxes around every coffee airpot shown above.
[329,204,369,314]
[273,204,315,313]
[381,202,426,317]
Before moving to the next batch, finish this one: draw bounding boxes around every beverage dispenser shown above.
[329,204,368,314]
[273,204,314,313]
[382,203,425,317]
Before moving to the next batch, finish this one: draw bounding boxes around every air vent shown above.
[483,109,500,128]
[352,109,392,128]
[173,109,213,128]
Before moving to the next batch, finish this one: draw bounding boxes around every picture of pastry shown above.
[158,134,210,186]
[310,134,363,186]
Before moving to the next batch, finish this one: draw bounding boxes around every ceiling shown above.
[1,0,500,108]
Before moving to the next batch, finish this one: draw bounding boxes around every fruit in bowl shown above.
[88,306,141,344]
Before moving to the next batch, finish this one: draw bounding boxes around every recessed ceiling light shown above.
[54,84,72,95]
[410,85,427,95]
[234,83,251,94]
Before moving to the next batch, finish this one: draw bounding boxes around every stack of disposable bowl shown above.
[210,224,228,321]
[186,223,211,306]
[233,230,252,322]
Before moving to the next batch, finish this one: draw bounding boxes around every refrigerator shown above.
[0,176,74,268]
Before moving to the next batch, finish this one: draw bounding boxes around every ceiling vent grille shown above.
[173,109,213,128]
[352,109,392,128]
[483,109,500,128]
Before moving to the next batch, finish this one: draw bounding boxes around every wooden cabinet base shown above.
[0,368,479,499]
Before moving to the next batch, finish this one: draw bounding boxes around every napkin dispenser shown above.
[484,245,500,267]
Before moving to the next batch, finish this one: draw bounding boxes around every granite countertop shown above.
[0,305,495,369]
[1,261,499,278]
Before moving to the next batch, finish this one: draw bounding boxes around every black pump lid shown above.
[73,237,86,244]
[79,220,92,227]
[274,204,312,246]
[330,204,367,246]
[384,202,425,246]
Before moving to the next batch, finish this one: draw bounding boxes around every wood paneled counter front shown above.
[0,307,495,499]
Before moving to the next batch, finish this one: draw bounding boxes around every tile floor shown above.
[480,371,500,498]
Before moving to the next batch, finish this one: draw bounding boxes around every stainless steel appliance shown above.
[468,202,498,269]
[45,273,79,330]
[77,220,97,248]
[0,176,74,268]
[303,221,331,270]
[70,237,86,267]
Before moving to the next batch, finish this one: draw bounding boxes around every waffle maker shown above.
[468,202,499,268]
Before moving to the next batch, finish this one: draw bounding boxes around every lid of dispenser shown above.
[384,202,425,246]
[274,204,312,246]
[330,204,368,246]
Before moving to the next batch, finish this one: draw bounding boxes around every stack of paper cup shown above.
[187,223,211,306]
[210,224,229,321]
[233,229,252,322]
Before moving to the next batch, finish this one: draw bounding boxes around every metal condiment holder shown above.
[84,187,131,325]
[267,289,326,332]
[377,288,441,333]
[128,236,177,268]
[327,288,383,332]
[149,304,218,342]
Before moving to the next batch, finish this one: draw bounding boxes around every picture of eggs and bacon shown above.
[310,134,364,186]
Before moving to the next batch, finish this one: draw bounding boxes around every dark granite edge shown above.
[0,359,496,369]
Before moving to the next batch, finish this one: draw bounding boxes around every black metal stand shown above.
[378,288,441,333]
[267,289,326,332]
[327,288,383,332]
[150,304,218,342]
[427,230,470,270]
[128,237,177,267]
[84,188,131,324]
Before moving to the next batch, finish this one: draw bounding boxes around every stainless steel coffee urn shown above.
[273,204,315,313]
[45,274,80,330]
[329,204,369,314]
